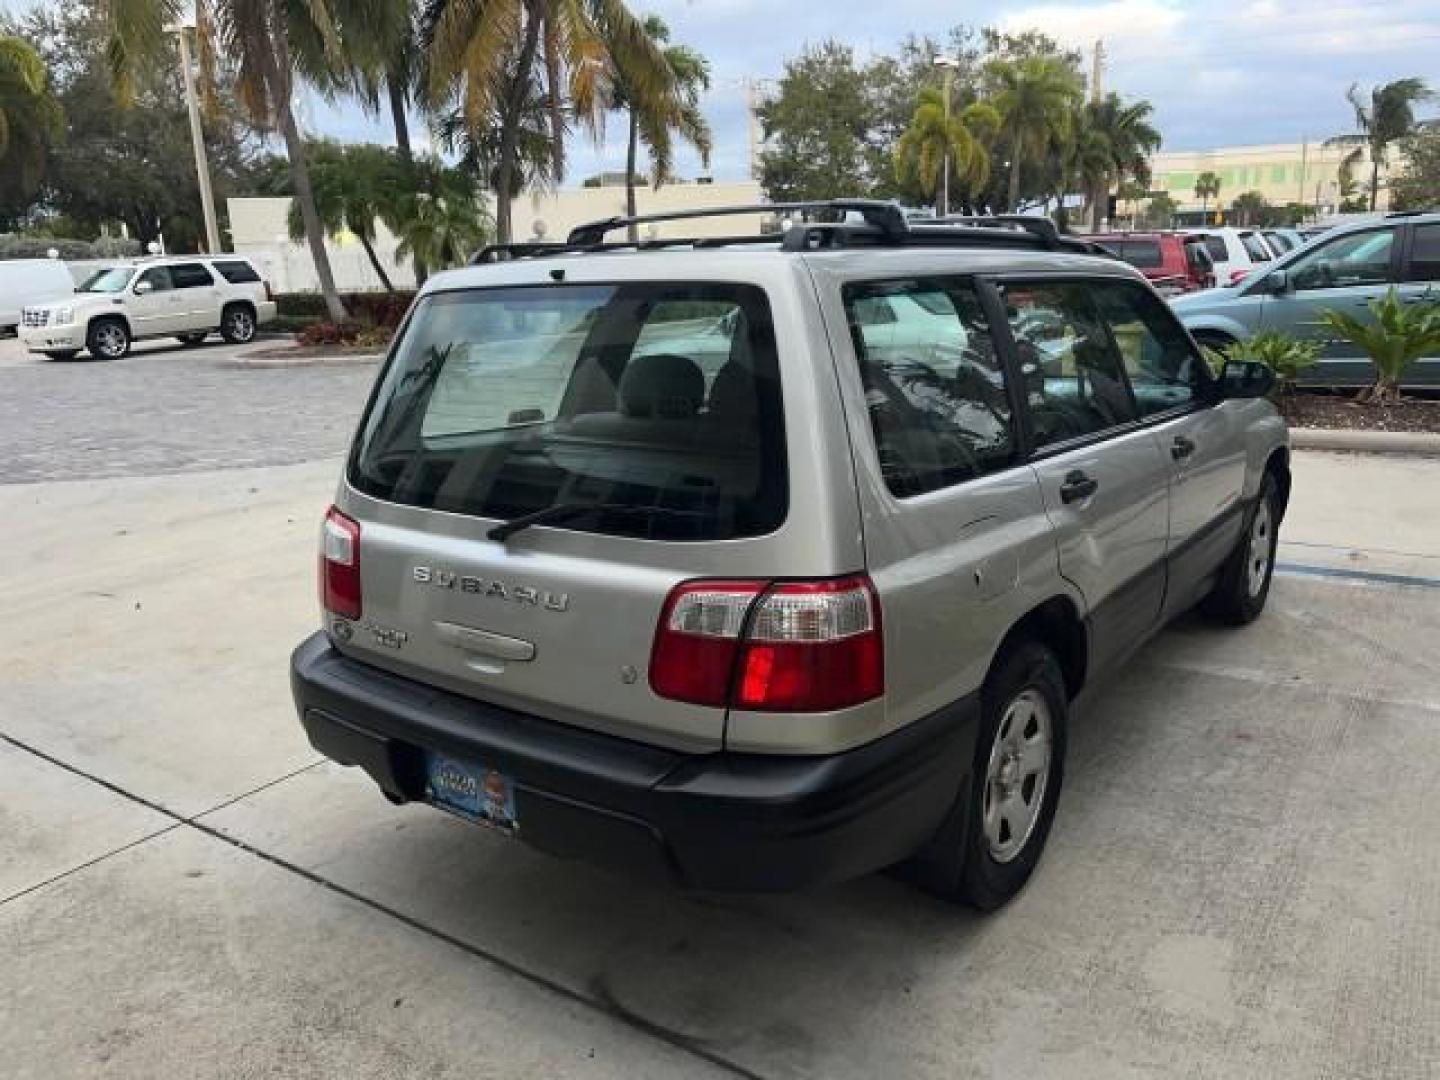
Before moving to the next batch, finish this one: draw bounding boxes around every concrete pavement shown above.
[2,449,1439,1079]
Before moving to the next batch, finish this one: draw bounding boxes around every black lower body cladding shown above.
[290,632,979,891]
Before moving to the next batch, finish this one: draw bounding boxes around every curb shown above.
[227,345,385,369]
[1290,427,1440,456]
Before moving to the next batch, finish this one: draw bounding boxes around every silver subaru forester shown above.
[291,202,1289,909]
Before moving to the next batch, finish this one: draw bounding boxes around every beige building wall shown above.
[226,196,418,294]
[509,180,767,242]
[1146,142,1395,214]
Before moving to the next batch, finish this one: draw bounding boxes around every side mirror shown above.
[134,280,154,295]
[1217,359,1275,400]
[1260,269,1289,295]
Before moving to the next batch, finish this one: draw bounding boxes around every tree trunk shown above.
[493,13,544,245]
[388,77,412,162]
[626,109,640,243]
[278,99,348,323]
[359,234,395,293]
[1090,181,1107,232]
[1369,154,1380,212]
[1007,154,1022,212]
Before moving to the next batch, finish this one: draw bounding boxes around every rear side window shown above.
[1107,239,1164,269]
[212,260,261,284]
[999,282,1137,448]
[1202,236,1227,262]
[350,283,786,541]
[171,262,215,288]
[843,280,1015,497]
[1240,233,1272,262]
[1406,223,1440,282]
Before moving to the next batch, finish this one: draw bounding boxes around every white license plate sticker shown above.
[423,752,518,833]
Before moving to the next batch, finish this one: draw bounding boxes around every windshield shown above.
[77,267,135,293]
[350,283,787,542]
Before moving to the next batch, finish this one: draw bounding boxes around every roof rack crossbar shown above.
[565,199,908,247]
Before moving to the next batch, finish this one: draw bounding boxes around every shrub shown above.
[1317,288,1440,404]
[1222,332,1321,395]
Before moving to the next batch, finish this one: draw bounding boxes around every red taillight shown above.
[1229,269,1251,285]
[320,506,362,620]
[650,575,883,712]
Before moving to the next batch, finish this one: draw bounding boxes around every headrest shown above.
[619,353,704,419]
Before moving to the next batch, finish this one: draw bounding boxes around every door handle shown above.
[1171,435,1196,461]
[1059,470,1099,504]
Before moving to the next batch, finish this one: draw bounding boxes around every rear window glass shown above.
[1185,242,1213,269]
[1202,236,1227,261]
[1105,239,1164,269]
[350,283,787,541]
[212,260,261,284]
[1241,233,1272,261]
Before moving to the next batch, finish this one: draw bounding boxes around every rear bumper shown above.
[290,632,979,891]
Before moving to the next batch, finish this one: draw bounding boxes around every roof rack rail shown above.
[931,214,1066,248]
[565,199,909,247]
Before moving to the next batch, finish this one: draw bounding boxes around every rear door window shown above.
[171,263,215,289]
[998,282,1138,448]
[1405,223,1440,282]
[1202,236,1228,262]
[351,283,786,541]
[843,279,1015,497]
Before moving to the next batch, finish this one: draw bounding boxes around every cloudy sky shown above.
[6,0,1438,183]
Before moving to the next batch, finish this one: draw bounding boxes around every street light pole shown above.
[172,22,221,254]
[932,56,960,217]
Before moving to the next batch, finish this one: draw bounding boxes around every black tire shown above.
[85,317,130,360]
[1204,471,1280,625]
[43,350,80,362]
[176,332,208,346]
[220,303,257,345]
[915,641,1068,910]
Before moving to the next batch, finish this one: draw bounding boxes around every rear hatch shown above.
[328,276,802,751]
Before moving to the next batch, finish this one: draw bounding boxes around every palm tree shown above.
[894,87,996,216]
[424,0,675,244]
[986,55,1084,212]
[288,142,400,293]
[1194,171,1221,222]
[1082,94,1161,231]
[0,35,64,213]
[101,0,356,323]
[612,16,711,242]
[1326,79,1434,211]
[390,166,491,272]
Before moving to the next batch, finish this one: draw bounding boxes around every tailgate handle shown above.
[434,622,536,662]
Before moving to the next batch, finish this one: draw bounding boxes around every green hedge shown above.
[275,291,417,329]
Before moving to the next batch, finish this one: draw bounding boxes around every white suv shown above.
[1182,228,1278,286]
[19,255,278,361]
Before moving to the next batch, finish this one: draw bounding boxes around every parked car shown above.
[1171,211,1440,387]
[290,202,1290,909]
[1092,231,1216,294]
[1261,228,1305,254]
[0,258,78,335]
[18,255,277,361]
[1183,227,1279,285]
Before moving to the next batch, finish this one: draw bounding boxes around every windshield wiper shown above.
[487,502,701,543]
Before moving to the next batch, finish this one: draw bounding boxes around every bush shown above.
[295,320,394,350]
[0,234,142,260]
[276,290,415,328]
[1222,332,1321,395]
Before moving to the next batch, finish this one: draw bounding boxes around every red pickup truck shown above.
[1091,231,1216,295]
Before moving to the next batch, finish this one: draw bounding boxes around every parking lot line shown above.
[0,731,770,1080]
[1275,562,1440,589]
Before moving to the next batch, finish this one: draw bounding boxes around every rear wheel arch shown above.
[992,597,1088,700]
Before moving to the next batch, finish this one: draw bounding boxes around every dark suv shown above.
[1093,232,1216,295]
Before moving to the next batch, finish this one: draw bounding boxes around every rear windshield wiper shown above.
[487,502,702,543]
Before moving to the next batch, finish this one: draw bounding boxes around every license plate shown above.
[423,752,518,833]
